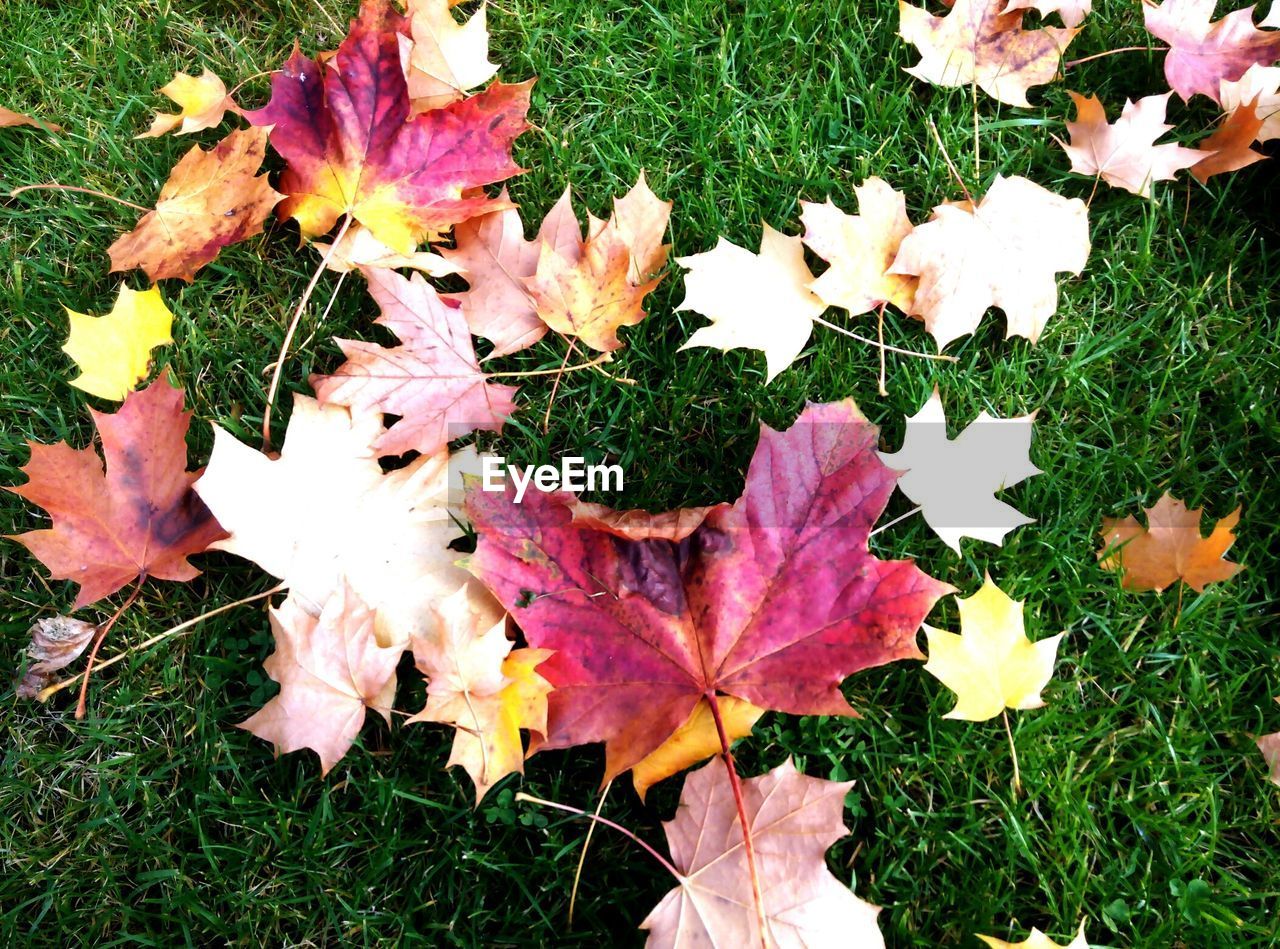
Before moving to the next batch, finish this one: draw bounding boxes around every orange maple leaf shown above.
[1098,492,1243,592]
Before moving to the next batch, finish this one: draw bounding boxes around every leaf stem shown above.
[875,303,888,396]
[1064,46,1164,70]
[74,578,145,719]
[707,692,770,949]
[813,316,957,362]
[568,779,613,927]
[40,583,284,703]
[9,183,149,213]
[515,792,681,879]
[541,336,579,432]
[868,506,923,539]
[262,213,353,451]
[1002,709,1022,797]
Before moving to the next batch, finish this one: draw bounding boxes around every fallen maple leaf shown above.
[108,126,283,282]
[639,758,883,948]
[407,584,552,801]
[14,615,98,699]
[1098,493,1243,592]
[879,388,1040,552]
[61,285,173,401]
[1191,94,1269,180]
[523,176,670,353]
[405,0,498,113]
[1003,0,1091,28]
[565,497,723,542]
[466,399,950,780]
[631,696,763,801]
[6,370,225,609]
[923,575,1063,721]
[441,187,581,357]
[609,170,674,283]
[310,267,519,457]
[194,395,493,646]
[1220,63,1280,140]
[888,175,1090,350]
[314,223,462,276]
[0,106,60,131]
[676,224,825,382]
[247,0,531,253]
[1145,0,1280,103]
[978,921,1089,949]
[800,177,918,317]
[1058,92,1203,197]
[898,0,1078,106]
[241,584,403,775]
[136,69,237,139]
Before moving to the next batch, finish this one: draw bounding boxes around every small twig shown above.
[9,183,149,213]
[489,352,616,380]
[296,270,349,353]
[515,792,681,879]
[1002,709,1022,797]
[541,337,580,432]
[74,578,145,719]
[813,316,957,362]
[568,779,613,927]
[926,117,972,204]
[226,69,280,100]
[869,506,923,539]
[39,583,284,702]
[1064,46,1163,70]
[262,214,353,451]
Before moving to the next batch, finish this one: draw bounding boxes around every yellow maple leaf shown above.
[631,695,764,801]
[923,575,1063,721]
[135,69,236,139]
[978,921,1089,949]
[62,285,174,400]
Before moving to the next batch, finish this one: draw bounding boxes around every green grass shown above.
[2,0,1278,945]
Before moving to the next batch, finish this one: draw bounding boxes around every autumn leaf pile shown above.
[2,0,1273,945]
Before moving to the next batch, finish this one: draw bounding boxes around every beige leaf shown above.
[406,0,498,113]
[193,395,496,647]
[888,175,1089,350]
[676,224,825,382]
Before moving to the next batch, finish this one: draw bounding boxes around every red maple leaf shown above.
[466,400,951,780]
[5,371,226,609]
[247,0,533,253]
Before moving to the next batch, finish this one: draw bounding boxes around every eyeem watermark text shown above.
[482,456,624,502]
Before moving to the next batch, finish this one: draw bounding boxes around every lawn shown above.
[1,0,1278,945]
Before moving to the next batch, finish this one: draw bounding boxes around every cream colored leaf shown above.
[888,175,1089,350]
[1003,0,1091,28]
[193,394,495,647]
[406,0,498,113]
[676,224,825,382]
